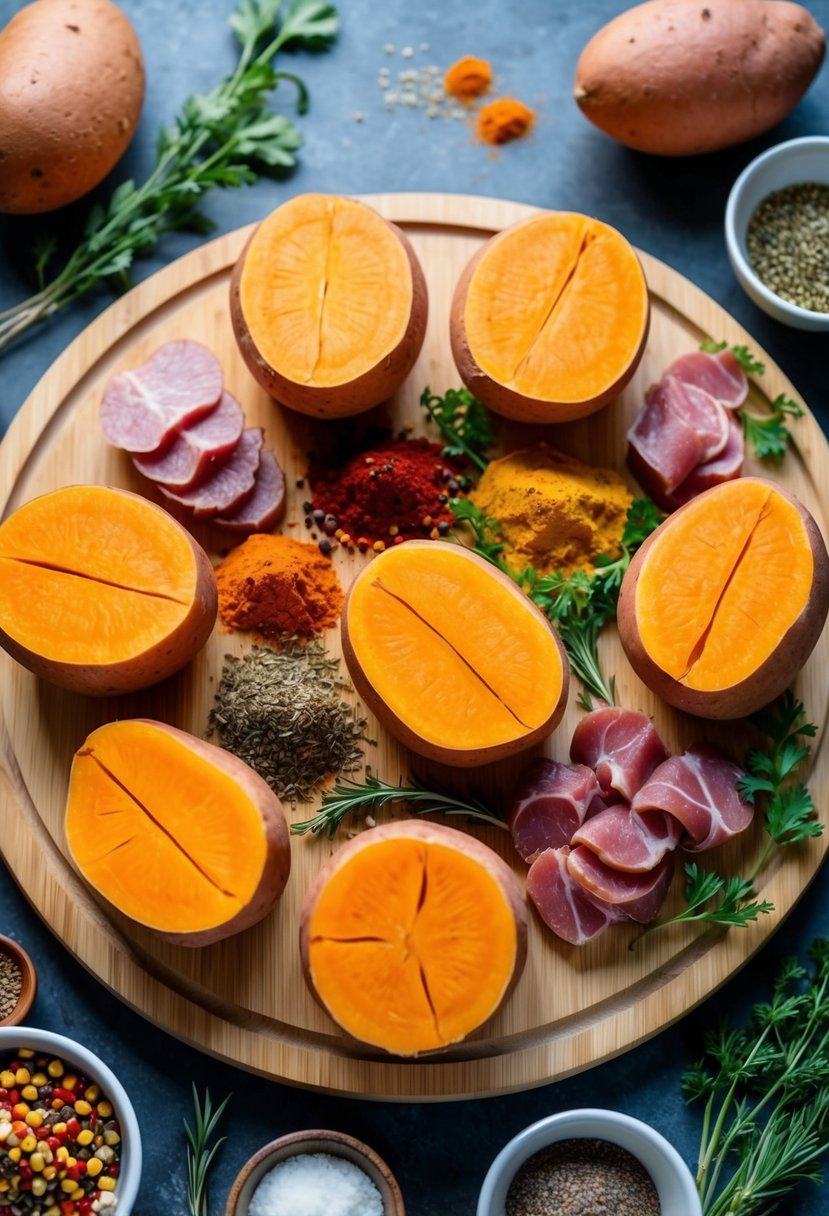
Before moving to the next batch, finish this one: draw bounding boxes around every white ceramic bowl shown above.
[724,135,829,331]
[0,1026,142,1214]
[477,1108,701,1216]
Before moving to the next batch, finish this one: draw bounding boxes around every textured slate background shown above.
[1,1,829,1212]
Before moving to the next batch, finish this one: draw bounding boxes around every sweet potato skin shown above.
[299,818,527,1055]
[450,215,649,423]
[230,208,428,419]
[341,540,570,766]
[574,0,826,157]
[617,478,829,718]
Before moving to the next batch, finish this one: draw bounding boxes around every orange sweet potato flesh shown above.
[300,820,527,1055]
[618,478,829,718]
[0,485,217,694]
[451,212,649,422]
[231,194,428,418]
[66,720,290,946]
[342,541,569,765]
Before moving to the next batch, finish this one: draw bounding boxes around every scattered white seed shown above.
[401,46,414,57]
[383,42,395,53]
[353,111,365,122]
[366,815,377,828]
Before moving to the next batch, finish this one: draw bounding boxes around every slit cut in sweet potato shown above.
[300,820,527,1055]
[451,211,649,422]
[0,485,217,694]
[66,720,290,946]
[618,477,829,718]
[342,541,569,765]
[231,193,428,418]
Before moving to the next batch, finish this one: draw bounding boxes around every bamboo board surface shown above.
[1,193,828,1100]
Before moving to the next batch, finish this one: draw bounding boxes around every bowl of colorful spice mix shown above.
[0,1027,142,1215]
[0,938,37,1028]
[225,1128,406,1216]
[725,135,829,331]
[477,1108,701,1216]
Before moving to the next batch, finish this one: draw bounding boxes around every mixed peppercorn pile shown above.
[0,1050,121,1216]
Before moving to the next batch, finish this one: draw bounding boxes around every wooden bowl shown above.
[0,934,37,1026]
[225,1129,406,1216]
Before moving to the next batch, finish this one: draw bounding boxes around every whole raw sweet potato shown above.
[574,0,826,156]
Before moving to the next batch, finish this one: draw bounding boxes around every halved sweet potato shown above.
[341,540,569,765]
[300,819,526,1055]
[617,477,829,718]
[0,485,217,694]
[66,719,290,946]
[450,211,649,423]
[231,194,428,418]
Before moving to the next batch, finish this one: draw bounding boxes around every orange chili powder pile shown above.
[476,97,535,145]
[443,55,493,101]
[216,534,344,637]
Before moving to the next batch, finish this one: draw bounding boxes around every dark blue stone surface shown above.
[1,1,829,1212]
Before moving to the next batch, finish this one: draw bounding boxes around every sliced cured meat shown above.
[667,413,745,508]
[674,381,730,461]
[215,448,286,534]
[668,348,749,409]
[508,758,606,863]
[572,802,683,873]
[570,706,669,803]
[627,376,706,503]
[631,744,753,852]
[132,391,244,492]
[566,846,674,924]
[526,847,629,945]
[100,341,223,454]
[161,428,263,518]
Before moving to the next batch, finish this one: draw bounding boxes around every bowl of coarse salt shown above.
[225,1128,406,1216]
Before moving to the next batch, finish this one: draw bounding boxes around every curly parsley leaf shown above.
[700,338,766,376]
[420,386,493,473]
[740,393,805,461]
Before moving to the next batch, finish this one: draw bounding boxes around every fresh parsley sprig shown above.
[686,940,829,1216]
[0,0,338,355]
[185,1086,230,1216]
[699,339,804,461]
[291,772,507,838]
[420,385,494,473]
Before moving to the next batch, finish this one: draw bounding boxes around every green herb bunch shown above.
[686,939,829,1216]
[700,340,804,460]
[0,0,338,355]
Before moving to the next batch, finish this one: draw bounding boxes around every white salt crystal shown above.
[249,1151,384,1216]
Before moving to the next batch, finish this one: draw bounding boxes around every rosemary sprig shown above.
[420,385,493,473]
[0,0,338,356]
[291,772,507,837]
[184,1085,230,1216]
[685,940,829,1215]
[637,692,820,942]
[699,339,804,460]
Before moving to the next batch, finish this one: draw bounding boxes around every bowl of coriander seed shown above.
[725,135,829,331]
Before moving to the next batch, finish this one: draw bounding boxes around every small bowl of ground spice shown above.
[226,1129,405,1216]
[725,135,829,331]
[0,935,37,1026]
[477,1108,701,1216]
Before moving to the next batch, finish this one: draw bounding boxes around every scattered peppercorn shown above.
[746,182,829,314]
[506,1138,660,1216]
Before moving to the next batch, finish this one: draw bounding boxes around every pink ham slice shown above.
[631,745,753,852]
[570,706,669,803]
[508,758,606,863]
[100,341,223,453]
[667,413,745,508]
[566,846,674,924]
[161,427,263,517]
[132,391,244,492]
[572,802,683,873]
[674,382,730,461]
[668,348,749,409]
[627,376,707,503]
[526,847,629,945]
[215,448,286,534]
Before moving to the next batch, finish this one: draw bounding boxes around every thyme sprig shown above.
[291,772,506,838]
[0,0,338,355]
[184,1086,230,1216]
[686,940,829,1216]
[637,693,820,942]
[700,339,804,460]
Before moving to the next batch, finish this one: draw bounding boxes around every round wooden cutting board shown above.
[1,194,827,1100]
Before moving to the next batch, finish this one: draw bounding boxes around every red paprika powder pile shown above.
[308,437,466,550]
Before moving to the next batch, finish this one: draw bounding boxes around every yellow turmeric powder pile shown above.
[443,55,493,101]
[476,98,535,145]
[216,534,344,637]
[470,444,633,576]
